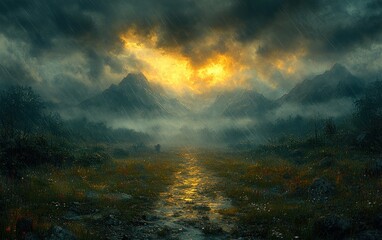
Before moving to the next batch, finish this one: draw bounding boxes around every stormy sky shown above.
[0,0,381,104]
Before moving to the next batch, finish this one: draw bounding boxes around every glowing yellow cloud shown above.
[120,29,247,94]
[119,29,306,95]
[272,50,305,75]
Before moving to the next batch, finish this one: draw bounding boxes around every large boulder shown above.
[308,178,336,201]
[46,226,76,240]
[319,156,335,169]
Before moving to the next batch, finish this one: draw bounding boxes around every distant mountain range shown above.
[209,64,365,118]
[79,64,365,119]
[80,72,188,117]
[207,90,278,117]
[278,63,365,104]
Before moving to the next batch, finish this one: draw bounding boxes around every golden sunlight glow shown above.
[120,29,244,94]
[273,47,307,76]
[120,30,191,93]
[119,28,305,95]
[196,55,234,88]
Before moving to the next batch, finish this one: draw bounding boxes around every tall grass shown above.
[0,152,179,239]
[200,149,382,239]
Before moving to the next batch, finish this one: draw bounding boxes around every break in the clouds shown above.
[0,0,382,102]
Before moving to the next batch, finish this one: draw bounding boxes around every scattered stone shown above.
[193,205,211,211]
[264,186,286,198]
[182,219,201,228]
[63,211,82,221]
[121,234,132,240]
[16,218,33,240]
[319,156,334,168]
[313,215,351,239]
[46,226,76,240]
[142,214,159,221]
[290,149,304,158]
[85,191,100,199]
[85,191,132,200]
[157,226,172,237]
[308,178,336,201]
[105,192,132,200]
[106,215,122,226]
[355,230,382,240]
[87,213,103,221]
[202,224,223,235]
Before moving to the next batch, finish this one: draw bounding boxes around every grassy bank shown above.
[199,148,382,239]
[0,152,180,239]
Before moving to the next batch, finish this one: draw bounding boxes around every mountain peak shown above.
[119,72,149,88]
[328,63,349,75]
[278,64,364,104]
[80,72,188,117]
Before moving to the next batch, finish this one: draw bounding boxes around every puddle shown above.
[138,150,235,239]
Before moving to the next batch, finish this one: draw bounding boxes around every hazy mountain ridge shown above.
[208,64,365,118]
[278,64,365,104]
[207,89,278,117]
[80,72,189,117]
[79,64,365,120]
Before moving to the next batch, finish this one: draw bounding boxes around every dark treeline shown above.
[0,86,150,178]
[230,81,382,153]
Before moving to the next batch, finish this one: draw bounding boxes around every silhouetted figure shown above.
[155,144,161,153]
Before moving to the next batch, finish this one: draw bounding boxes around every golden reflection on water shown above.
[175,153,201,203]
[154,151,233,234]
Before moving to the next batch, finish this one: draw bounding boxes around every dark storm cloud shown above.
[0,0,94,42]
[0,61,36,87]
[326,13,382,52]
[0,0,381,100]
[86,50,105,79]
[214,0,300,42]
[1,0,381,54]
[40,74,94,105]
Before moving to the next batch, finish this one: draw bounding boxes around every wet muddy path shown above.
[135,151,236,239]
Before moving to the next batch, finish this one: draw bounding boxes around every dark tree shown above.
[324,118,337,136]
[42,112,64,136]
[0,86,45,137]
[0,86,48,177]
[354,81,382,151]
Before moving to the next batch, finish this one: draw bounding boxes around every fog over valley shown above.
[1,1,381,239]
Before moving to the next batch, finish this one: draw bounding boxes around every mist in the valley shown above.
[112,99,354,147]
[54,89,357,149]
